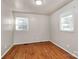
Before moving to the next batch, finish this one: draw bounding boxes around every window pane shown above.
[60,12,74,32]
[15,17,29,31]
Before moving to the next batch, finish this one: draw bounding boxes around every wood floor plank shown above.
[2,41,77,59]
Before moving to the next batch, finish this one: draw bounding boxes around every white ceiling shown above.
[3,0,73,15]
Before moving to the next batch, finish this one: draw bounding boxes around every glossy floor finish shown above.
[2,41,77,59]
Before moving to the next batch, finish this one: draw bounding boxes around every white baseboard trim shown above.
[1,44,13,58]
[50,41,78,58]
[13,40,49,45]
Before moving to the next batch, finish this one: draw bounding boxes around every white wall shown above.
[2,0,78,58]
[1,0,14,56]
[50,0,78,57]
[13,13,50,44]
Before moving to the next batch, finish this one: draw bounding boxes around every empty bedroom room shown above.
[1,0,78,59]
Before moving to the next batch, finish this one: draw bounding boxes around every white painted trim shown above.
[1,44,13,58]
[50,41,78,58]
[13,11,48,15]
[13,40,49,45]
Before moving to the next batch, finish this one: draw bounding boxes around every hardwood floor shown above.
[2,41,77,59]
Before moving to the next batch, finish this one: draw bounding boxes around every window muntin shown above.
[15,17,29,31]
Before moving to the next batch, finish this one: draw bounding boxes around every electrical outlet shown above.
[4,44,6,49]
[4,41,6,49]
[66,44,70,48]
[73,51,77,54]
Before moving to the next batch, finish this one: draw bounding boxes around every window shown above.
[15,17,29,31]
[60,12,74,32]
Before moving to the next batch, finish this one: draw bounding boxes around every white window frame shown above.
[60,12,74,32]
[15,17,29,31]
